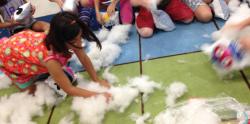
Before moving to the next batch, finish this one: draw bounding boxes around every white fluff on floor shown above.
[0,83,57,124]
[128,75,162,102]
[154,99,221,124]
[102,67,119,84]
[71,95,108,124]
[71,24,131,71]
[105,25,131,45]
[71,75,161,124]
[165,82,187,107]
[0,73,12,89]
[95,28,110,41]
[202,4,250,74]
[130,112,151,124]
[59,113,74,124]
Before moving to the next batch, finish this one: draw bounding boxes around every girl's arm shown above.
[45,59,111,97]
[237,17,250,29]
[94,0,104,24]
[107,0,118,15]
[73,47,111,88]
[0,19,20,29]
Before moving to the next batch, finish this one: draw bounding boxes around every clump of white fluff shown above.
[107,86,139,113]
[95,28,110,41]
[130,112,151,124]
[71,95,108,124]
[102,67,119,84]
[0,83,57,124]
[87,42,122,71]
[71,25,131,71]
[105,24,131,44]
[128,75,162,101]
[165,82,187,106]
[154,99,221,124]
[59,113,74,124]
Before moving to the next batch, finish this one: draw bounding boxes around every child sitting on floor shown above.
[0,0,49,34]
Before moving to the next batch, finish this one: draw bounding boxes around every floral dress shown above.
[0,30,71,89]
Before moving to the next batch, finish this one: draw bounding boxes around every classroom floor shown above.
[0,1,249,123]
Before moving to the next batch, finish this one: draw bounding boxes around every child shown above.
[182,0,230,22]
[0,12,111,100]
[79,0,133,25]
[221,17,250,51]
[49,0,101,30]
[136,0,194,37]
[0,0,49,34]
[182,0,213,22]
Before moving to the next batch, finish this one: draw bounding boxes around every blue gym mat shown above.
[139,21,216,60]
[214,18,226,29]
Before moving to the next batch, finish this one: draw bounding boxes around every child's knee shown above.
[195,5,213,22]
[182,16,194,24]
[203,0,213,4]
[137,27,154,38]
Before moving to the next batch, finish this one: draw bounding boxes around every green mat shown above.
[49,52,249,124]
[142,52,250,122]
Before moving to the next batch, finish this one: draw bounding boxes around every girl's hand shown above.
[99,79,111,88]
[101,92,112,103]
[96,12,104,25]
[31,5,36,15]
[10,18,21,27]
[107,3,116,16]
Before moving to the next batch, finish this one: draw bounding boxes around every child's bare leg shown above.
[130,0,161,9]
[79,0,91,7]
[194,4,212,22]
[239,35,250,52]
[136,27,154,37]
[31,21,50,33]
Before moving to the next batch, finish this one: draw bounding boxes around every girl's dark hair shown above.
[45,12,101,55]
[0,0,8,7]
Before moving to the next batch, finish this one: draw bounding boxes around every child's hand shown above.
[239,35,250,52]
[96,13,104,25]
[102,92,112,103]
[10,18,21,27]
[107,3,116,16]
[99,79,111,88]
[31,5,36,15]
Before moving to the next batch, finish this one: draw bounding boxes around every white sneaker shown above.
[45,76,67,99]
[151,10,175,31]
[211,0,230,20]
